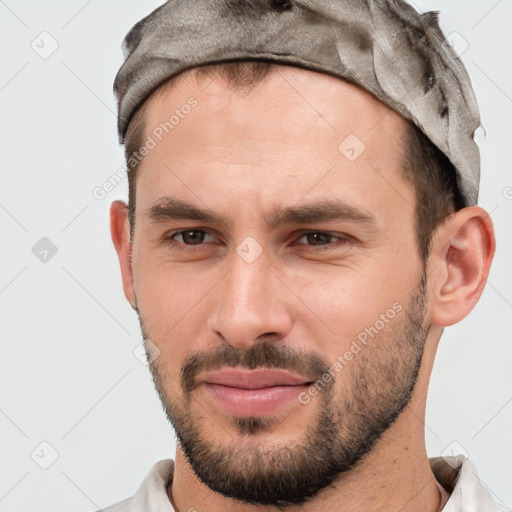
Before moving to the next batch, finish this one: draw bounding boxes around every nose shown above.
[207,249,293,349]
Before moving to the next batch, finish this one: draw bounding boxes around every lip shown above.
[198,368,314,417]
[198,367,314,389]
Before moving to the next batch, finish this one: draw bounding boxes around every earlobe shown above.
[110,200,136,309]
[430,206,495,327]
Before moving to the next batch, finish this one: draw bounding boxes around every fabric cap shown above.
[113,0,481,205]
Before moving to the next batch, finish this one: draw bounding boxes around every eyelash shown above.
[161,229,350,252]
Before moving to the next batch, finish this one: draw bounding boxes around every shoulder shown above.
[93,459,175,512]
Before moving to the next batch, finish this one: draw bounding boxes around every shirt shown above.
[98,455,508,511]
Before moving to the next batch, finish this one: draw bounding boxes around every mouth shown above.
[198,368,315,416]
[199,367,314,388]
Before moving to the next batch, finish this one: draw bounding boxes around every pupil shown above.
[184,230,203,244]
[308,233,329,245]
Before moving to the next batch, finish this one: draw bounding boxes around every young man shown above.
[105,1,505,510]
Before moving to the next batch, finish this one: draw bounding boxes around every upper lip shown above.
[199,368,314,390]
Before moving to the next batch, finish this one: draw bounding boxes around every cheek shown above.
[133,258,210,366]
[286,251,418,358]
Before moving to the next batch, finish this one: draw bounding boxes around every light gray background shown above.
[1,1,511,510]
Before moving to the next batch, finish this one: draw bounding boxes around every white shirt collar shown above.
[430,455,508,511]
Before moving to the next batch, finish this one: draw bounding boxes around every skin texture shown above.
[110,65,495,511]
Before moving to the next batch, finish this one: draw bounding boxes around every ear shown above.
[429,206,495,327]
[110,200,136,309]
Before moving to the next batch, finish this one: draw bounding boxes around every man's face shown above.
[130,65,430,506]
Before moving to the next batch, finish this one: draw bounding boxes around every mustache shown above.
[180,341,332,395]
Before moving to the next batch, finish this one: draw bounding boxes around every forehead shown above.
[144,63,410,138]
[136,64,414,221]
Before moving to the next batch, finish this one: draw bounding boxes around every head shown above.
[110,60,494,506]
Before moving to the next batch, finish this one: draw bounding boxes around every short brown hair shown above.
[123,61,464,261]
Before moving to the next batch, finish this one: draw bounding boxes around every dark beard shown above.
[138,272,428,507]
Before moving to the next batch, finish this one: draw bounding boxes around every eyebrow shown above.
[145,197,376,230]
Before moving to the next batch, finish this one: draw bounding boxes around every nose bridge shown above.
[208,248,292,347]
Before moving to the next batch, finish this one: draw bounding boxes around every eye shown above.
[161,229,350,252]
[163,229,216,248]
[294,231,349,250]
